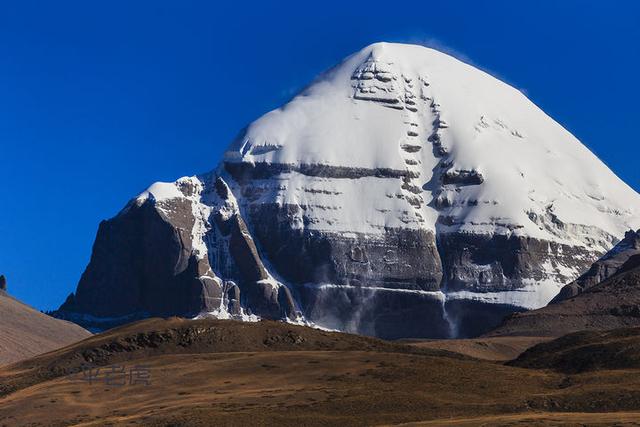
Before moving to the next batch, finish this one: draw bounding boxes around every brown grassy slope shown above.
[396,412,640,426]
[0,350,553,427]
[0,317,463,398]
[510,327,640,373]
[0,291,90,366]
[405,336,550,361]
[3,318,640,426]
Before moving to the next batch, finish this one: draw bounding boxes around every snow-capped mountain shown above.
[57,43,640,338]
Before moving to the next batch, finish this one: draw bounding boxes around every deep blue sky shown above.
[1,1,639,310]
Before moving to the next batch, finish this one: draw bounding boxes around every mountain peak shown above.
[59,43,640,339]
[225,42,639,251]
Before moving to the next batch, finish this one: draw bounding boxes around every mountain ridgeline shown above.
[56,43,640,339]
[488,229,640,337]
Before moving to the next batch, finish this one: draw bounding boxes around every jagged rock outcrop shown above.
[57,176,298,330]
[56,43,640,338]
[488,233,640,337]
[0,275,6,292]
[63,195,215,318]
[550,229,640,302]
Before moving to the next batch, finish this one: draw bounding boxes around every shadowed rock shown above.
[488,250,640,337]
[551,229,640,302]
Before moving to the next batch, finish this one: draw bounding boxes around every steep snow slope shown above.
[227,42,637,247]
[222,43,640,319]
[58,43,640,339]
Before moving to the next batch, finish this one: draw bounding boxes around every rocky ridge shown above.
[551,229,640,302]
[488,231,640,337]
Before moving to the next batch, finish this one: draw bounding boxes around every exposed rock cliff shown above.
[550,229,640,302]
[488,232,640,337]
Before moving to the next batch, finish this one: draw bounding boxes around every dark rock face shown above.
[56,176,299,328]
[55,162,613,339]
[237,202,597,338]
[225,167,604,338]
[56,168,607,338]
[60,197,216,318]
[0,275,6,292]
[437,233,594,293]
[299,285,449,338]
[297,284,524,339]
[245,203,442,291]
[551,229,640,303]
[488,250,640,337]
[211,178,298,320]
[225,161,416,181]
[441,169,484,186]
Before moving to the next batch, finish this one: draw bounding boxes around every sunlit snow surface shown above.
[224,42,640,247]
[137,43,640,315]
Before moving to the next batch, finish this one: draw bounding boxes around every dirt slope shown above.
[0,291,90,366]
[406,336,550,361]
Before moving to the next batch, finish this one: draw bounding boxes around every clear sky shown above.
[1,1,639,311]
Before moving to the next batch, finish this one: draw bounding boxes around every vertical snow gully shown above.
[439,295,457,339]
[421,88,460,339]
[221,172,307,323]
[434,231,460,339]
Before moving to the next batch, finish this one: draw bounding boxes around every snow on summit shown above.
[224,42,640,249]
